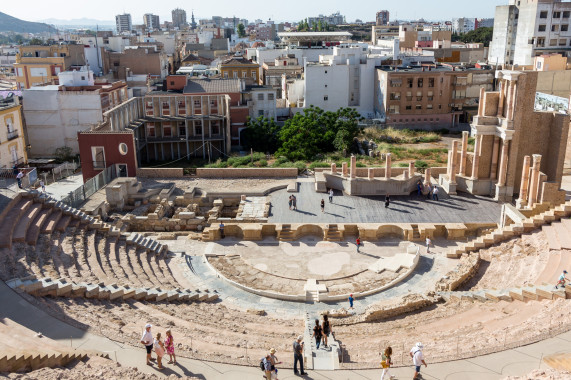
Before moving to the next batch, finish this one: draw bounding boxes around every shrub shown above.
[257,159,268,167]
[293,161,307,173]
[309,161,330,170]
[397,162,409,167]
[356,162,366,167]
[415,160,429,169]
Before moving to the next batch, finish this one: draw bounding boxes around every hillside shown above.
[0,12,57,33]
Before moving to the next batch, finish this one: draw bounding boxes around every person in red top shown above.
[356,237,361,253]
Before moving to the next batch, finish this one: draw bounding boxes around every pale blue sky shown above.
[5,0,506,24]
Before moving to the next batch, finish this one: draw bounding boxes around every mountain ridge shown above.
[0,12,57,33]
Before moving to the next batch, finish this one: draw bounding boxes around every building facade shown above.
[376,10,390,26]
[0,96,27,169]
[172,8,187,29]
[489,0,571,66]
[143,14,161,31]
[116,14,133,34]
[219,56,259,82]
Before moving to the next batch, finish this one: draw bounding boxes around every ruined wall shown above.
[195,168,298,178]
[137,168,184,178]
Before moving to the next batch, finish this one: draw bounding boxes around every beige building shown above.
[534,53,567,71]
[0,96,27,168]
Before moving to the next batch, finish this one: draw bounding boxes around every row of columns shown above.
[517,154,542,208]
[496,79,517,121]
[332,154,424,180]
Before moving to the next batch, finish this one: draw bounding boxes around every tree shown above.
[241,116,281,153]
[457,27,494,47]
[318,20,323,32]
[29,38,44,45]
[237,23,246,38]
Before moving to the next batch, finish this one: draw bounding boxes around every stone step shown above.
[543,225,562,251]
[12,203,42,243]
[55,215,72,232]
[484,289,513,302]
[554,222,571,250]
[26,208,52,246]
[41,210,62,234]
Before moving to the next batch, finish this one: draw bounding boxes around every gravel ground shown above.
[503,369,571,379]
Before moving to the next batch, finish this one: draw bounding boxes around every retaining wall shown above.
[195,168,298,178]
[137,168,184,178]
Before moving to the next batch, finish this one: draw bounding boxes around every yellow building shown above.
[0,96,28,168]
[219,56,259,82]
[14,45,85,89]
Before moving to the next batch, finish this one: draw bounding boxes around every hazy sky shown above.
[5,0,506,23]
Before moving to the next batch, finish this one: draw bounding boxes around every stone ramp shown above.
[303,313,340,370]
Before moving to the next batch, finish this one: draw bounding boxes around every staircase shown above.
[277,224,295,241]
[324,224,343,241]
[302,313,341,371]
[439,283,570,303]
[411,224,421,241]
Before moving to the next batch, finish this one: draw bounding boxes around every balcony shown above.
[7,130,18,141]
[92,160,106,169]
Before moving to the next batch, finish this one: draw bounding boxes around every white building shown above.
[247,86,277,120]
[116,14,132,34]
[489,0,571,66]
[452,18,476,34]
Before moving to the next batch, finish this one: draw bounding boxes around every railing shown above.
[7,130,18,141]
[92,160,106,169]
[10,157,24,166]
[60,165,116,208]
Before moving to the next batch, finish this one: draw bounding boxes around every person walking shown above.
[293,335,307,376]
[312,319,323,349]
[356,237,361,253]
[426,237,432,254]
[320,198,325,213]
[432,186,439,201]
[164,329,176,364]
[380,346,393,380]
[154,332,166,370]
[219,222,225,239]
[328,188,334,203]
[410,342,427,379]
[417,180,423,196]
[39,180,45,193]
[385,193,390,208]
[262,353,273,380]
[348,294,354,309]
[140,323,154,366]
[322,315,332,349]
[425,183,432,199]
[555,270,569,289]
[292,195,297,210]
[289,195,293,210]
[269,348,281,380]
[16,170,24,189]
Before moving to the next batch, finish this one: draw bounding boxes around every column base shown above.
[438,174,457,195]
[494,184,514,202]
[515,198,529,210]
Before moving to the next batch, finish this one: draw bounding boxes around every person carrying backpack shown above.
[312,319,323,349]
[261,353,272,380]
[322,315,332,348]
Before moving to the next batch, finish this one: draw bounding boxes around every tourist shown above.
[321,198,325,213]
[432,186,439,201]
[426,183,432,199]
[269,348,281,380]
[385,194,390,208]
[292,195,297,210]
[39,180,45,193]
[219,222,225,239]
[426,237,432,254]
[165,329,176,364]
[293,335,307,375]
[356,237,361,253]
[289,195,293,210]
[380,346,393,380]
[329,188,334,203]
[410,342,427,379]
[417,180,423,196]
[322,314,332,348]
[140,323,154,366]
[312,319,323,349]
[262,353,272,380]
[154,332,166,370]
[16,170,24,189]
[348,294,354,309]
[555,270,569,289]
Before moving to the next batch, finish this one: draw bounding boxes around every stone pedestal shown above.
[459,131,469,176]
[342,162,348,177]
[490,137,500,180]
[403,169,409,180]
[497,139,509,187]
[350,155,357,179]
[385,153,392,179]
[425,168,431,183]
[528,154,542,208]
[368,168,374,180]
[516,155,531,209]
[450,140,459,183]
[331,163,337,175]
[409,161,415,177]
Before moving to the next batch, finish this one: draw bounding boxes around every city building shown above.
[244,85,277,120]
[102,46,169,81]
[219,55,259,82]
[277,31,352,47]
[143,14,161,32]
[374,64,495,127]
[476,18,494,28]
[261,55,303,94]
[0,95,27,169]
[307,12,345,27]
[116,13,133,34]
[172,8,187,29]
[489,0,571,66]
[452,18,476,34]
[376,10,390,26]
[14,44,86,89]
[22,68,128,157]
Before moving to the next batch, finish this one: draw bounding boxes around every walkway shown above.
[43,172,84,200]
[0,281,568,380]
[268,182,501,224]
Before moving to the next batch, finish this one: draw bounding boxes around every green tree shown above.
[237,23,246,38]
[242,116,281,153]
[458,27,494,47]
[318,20,323,32]
[29,38,44,45]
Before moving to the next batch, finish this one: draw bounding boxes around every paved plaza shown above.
[268,182,502,224]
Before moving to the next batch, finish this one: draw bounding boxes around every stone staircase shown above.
[411,224,421,241]
[324,224,343,242]
[447,200,571,258]
[277,224,295,241]
[439,283,570,303]
[0,317,109,372]
[302,313,341,370]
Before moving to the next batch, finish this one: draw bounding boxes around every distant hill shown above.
[38,17,115,26]
[0,12,57,33]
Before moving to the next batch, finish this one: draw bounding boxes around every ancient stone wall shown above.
[195,168,298,178]
[136,168,184,178]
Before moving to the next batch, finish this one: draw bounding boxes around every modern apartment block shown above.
[116,13,133,34]
[172,8,187,29]
[143,14,161,31]
[489,0,571,66]
[376,10,390,26]
[0,96,28,169]
[374,64,495,127]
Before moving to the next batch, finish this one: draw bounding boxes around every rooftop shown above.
[278,32,352,37]
[183,78,242,94]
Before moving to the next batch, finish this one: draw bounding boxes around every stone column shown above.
[450,140,459,182]
[331,163,337,175]
[350,155,357,179]
[497,139,510,187]
[505,82,516,121]
[424,168,431,183]
[342,162,348,177]
[409,161,415,177]
[490,136,500,179]
[471,135,481,180]
[403,169,409,180]
[478,87,485,117]
[459,131,469,176]
[385,153,392,179]
[509,82,517,121]
[368,168,374,180]
[517,155,531,207]
[497,80,505,118]
[528,154,542,208]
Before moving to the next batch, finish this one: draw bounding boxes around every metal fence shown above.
[0,167,37,189]
[38,161,80,186]
[60,165,116,208]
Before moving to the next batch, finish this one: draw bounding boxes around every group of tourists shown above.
[288,194,298,210]
[379,342,427,380]
[140,323,176,370]
[417,180,439,201]
[311,315,332,350]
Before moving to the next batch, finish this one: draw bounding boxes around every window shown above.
[118,143,128,155]
[163,123,172,137]
[257,93,264,101]
[233,71,238,78]
[194,99,200,107]
[170,81,175,85]
[178,122,186,136]
[428,78,434,87]
[390,79,402,87]
[178,100,185,115]
[540,11,548,18]
[324,95,328,101]
[552,24,559,32]
[427,104,433,109]
[554,11,561,18]
[407,78,413,88]
[560,39,567,46]
[416,105,422,110]
[388,105,400,114]
[147,123,155,137]
[537,37,546,47]
[325,70,328,74]
[539,25,546,32]
[91,147,105,169]
[242,71,247,78]
[81,76,85,80]
[195,122,202,135]
[224,72,228,78]
[416,91,422,101]
[564,11,570,18]
[390,92,401,100]
[406,91,412,101]
[268,93,274,100]
[406,105,412,110]
[563,24,569,31]
[325,84,328,88]
[258,110,264,117]
[211,99,217,107]
[550,39,557,46]
[162,101,170,115]
[417,78,423,87]
[251,70,257,79]
[438,105,442,109]
[212,122,220,135]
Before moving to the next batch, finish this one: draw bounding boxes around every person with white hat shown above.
[269,348,281,380]
[140,323,154,365]
[409,342,427,379]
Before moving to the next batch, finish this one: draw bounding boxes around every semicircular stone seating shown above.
[0,193,218,303]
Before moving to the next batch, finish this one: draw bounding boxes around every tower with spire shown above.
[191,10,197,30]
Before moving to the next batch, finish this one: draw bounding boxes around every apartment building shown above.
[374,64,495,127]
[14,44,85,89]
[376,10,390,26]
[261,55,303,94]
[102,46,169,80]
[143,14,161,31]
[489,0,571,66]
[0,96,27,169]
[172,8,187,29]
[116,14,133,34]
[219,56,259,82]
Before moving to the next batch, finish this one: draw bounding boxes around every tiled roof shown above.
[183,78,241,94]
[221,55,256,65]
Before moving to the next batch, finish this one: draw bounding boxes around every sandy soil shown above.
[503,368,571,380]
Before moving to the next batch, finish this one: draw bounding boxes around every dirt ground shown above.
[503,368,571,380]
[140,178,293,194]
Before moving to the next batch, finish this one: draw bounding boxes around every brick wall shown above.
[136,168,184,177]
[195,168,298,178]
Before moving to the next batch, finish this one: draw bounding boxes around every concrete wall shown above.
[136,168,184,177]
[195,168,298,178]
[536,70,571,98]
